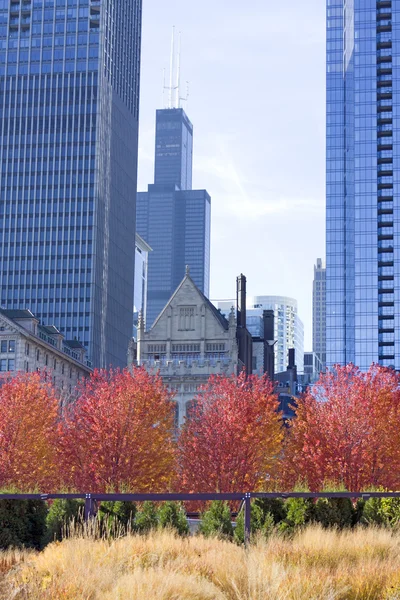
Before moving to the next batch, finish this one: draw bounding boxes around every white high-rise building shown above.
[313,259,326,369]
[133,234,152,339]
[247,296,304,375]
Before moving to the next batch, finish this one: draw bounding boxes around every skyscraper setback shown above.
[326,0,399,369]
[137,107,211,329]
[0,1,142,368]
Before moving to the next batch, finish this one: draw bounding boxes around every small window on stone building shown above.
[178,307,195,331]
[1,341,7,353]
[8,340,15,353]
[186,399,198,420]
[25,343,29,356]
[36,349,40,361]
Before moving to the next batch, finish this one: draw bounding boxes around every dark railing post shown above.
[84,494,95,521]
[244,493,251,547]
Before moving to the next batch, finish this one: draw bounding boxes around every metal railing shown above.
[1,491,400,547]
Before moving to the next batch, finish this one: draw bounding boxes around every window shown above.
[45,354,48,366]
[8,359,15,371]
[0,359,7,372]
[0,341,7,353]
[178,307,195,331]
[62,363,65,375]
[36,349,40,361]
[54,359,57,370]
[8,340,15,353]
[25,342,29,356]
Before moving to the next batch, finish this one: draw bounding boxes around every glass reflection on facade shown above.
[137,108,211,329]
[326,0,400,370]
[0,0,142,368]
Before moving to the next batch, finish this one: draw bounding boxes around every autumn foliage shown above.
[281,364,400,491]
[178,372,283,492]
[0,373,59,491]
[58,368,176,493]
[2,364,400,494]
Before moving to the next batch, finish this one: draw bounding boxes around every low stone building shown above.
[130,269,240,426]
[0,308,92,396]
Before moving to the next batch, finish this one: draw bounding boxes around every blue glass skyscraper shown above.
[0,0,142,368]
[326,0,400,370]
[137,108,211,328]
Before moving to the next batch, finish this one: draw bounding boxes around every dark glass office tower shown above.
[0,0,142,368]
[154,108,193,190]
[326,0,400,370]
[137,108,211,328]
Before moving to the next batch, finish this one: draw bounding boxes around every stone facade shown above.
[0,309,92,397]
[130,271,239,426]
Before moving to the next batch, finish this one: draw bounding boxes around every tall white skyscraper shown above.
[313,259,326,369]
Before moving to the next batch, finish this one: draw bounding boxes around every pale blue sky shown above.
[137,0,326,350]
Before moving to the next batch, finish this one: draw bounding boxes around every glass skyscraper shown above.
[137,108,211,328]
[326,0,400,370]
[0,0,142,368]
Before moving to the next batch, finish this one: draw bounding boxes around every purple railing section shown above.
[1,491,399,546]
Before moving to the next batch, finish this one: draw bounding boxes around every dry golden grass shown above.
[2,526,400,599]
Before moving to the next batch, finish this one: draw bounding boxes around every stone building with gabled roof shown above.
[130,268,240,426]
[0,308,92,397]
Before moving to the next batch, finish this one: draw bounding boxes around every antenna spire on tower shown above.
[163,27,189,110]
[168,26,175,109]
[175,31,181,108]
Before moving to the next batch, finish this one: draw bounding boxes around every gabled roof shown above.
[151,272,229,331]
[65,339,85,350]
[39,325,61,335]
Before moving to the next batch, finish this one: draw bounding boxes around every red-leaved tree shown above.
[0,372,60,491]
[58,368,176,492]
[178,372,283,492]
[281,364,400,491]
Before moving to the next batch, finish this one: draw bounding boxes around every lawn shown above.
[1,526,400,599]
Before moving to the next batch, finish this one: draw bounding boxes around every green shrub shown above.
[135,501,158,533]
[234,502,275,544]
[0,498,47,550]
[315,497,354,529]
[44,499,84,544]
[158,502,189,536]
[253,497,287,524]
[361,497,400,527]
[98,501,136,536]
[279,497,315,534]
[199,501,233,539]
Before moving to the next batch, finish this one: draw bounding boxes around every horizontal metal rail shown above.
[1,491,399,547]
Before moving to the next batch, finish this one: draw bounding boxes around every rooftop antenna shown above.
[175,31,181,108]
[168,26,175,109]
[163,27,188,109]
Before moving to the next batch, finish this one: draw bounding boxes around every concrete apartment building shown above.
[0,308,92,396]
